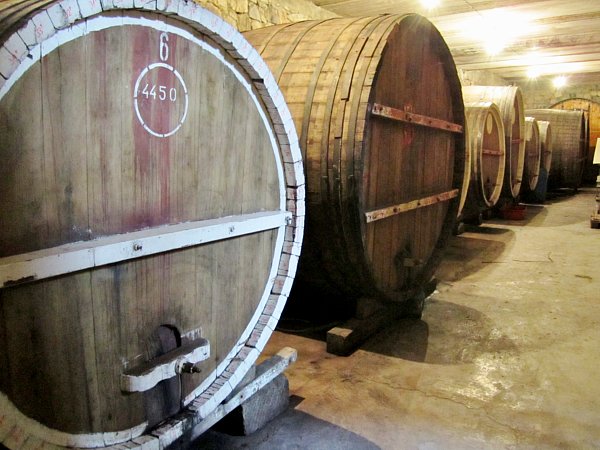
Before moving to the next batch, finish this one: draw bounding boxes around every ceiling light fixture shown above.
[420,0,440,9]
[526,67,540,80]
[463,9,536,56]
[553,76,567,88]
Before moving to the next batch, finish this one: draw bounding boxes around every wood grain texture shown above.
[0,3,304,446]
[244,15,465,304]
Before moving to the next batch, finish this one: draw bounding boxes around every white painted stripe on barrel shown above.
[0,211,290,287]
[0,392,148,448]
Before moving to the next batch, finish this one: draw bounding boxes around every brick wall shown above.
[459,69,508,87]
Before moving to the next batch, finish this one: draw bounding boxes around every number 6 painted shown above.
[160,33,169,62]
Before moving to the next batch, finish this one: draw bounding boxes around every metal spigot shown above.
[178,362,202,374]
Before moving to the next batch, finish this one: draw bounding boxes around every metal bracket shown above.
[365,189,459,223]
[371,102,463,134]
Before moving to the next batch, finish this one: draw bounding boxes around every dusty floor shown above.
[194,187,600,449]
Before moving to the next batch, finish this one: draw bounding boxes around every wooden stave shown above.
[244,15,465,304]
[523,117,542,192]
[462,85,526,199]
[0,0,305,447]
[525,109,586,189]
[463,101,506,213]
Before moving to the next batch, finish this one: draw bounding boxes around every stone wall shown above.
[516,79,600,109]
[459,69,508,87]
[194,0,337,32]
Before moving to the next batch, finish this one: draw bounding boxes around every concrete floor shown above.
[194,187,600,449]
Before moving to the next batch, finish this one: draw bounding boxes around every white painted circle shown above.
[133,62,189,138]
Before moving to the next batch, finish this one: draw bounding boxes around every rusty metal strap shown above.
[365,189,459,223]
[482,148,504,156]
[370,103,463,134]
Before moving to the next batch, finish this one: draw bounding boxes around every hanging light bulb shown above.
[462,9,536,56]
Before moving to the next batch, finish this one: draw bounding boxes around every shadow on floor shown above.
[361,298,518,365]
[275,316,339,342]
[523,189,596,227]
[486,201,549,227]
[193,396,381,450]
[436,229,513,282]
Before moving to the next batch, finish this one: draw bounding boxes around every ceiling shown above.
[309,0,600,86]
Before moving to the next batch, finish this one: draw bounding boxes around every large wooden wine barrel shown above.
[463,86,525,199]
[523,117,541,193]
[463,102,506,215]
[525,109,586,189]
[244,16,465,308]
[0,1,304,448]
[550,98,600,184]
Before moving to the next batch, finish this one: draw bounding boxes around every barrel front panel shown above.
[364,18,460,295]
[0,16,281,435]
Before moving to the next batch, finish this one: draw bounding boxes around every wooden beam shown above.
[365,189,459,223]
[0,210,291,287]
[371,103,463,134]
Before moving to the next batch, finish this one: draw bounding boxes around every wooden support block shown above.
[213,374,289,436]
[327,304,403,356]
[181,348,297,444]
[591,213,600,229]
[327,280,437,356]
